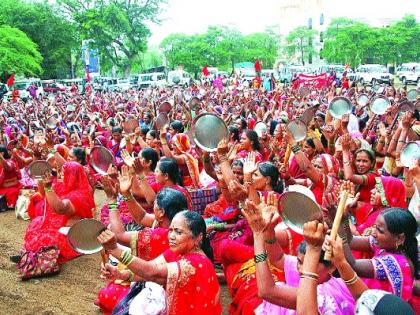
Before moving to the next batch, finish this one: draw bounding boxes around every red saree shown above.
[95,227,170,314]
[163,249,222,315]
[23,162,94,264]
[0,159,22,208]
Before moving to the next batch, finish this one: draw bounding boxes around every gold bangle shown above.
[343,272,359,285]
[301,271,319,280]
[300,275,318,282]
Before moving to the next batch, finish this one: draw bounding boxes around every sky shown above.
[148,0,420,46]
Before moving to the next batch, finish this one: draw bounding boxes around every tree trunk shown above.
[124,64,132,77]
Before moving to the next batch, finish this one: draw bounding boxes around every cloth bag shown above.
[17,246,60,280]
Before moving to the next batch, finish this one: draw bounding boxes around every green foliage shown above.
[0,0,79,78]
[0,25,42,76]
[321,15,420,67]
[283,26,318,65]
[160,26,279,75]
[61,0,166,76]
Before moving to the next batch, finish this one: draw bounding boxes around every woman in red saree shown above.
[285,133,339,205]
[160,132,202,188]
[342,134,378,205]
[98,210,222,315]
[0,145,22,209]
[235,130,264,162]
[96,181,188,314]
[355,176,407,236]
[22,161,95,265]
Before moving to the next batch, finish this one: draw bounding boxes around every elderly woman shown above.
[95,184,188,314]
[98,210,222,315]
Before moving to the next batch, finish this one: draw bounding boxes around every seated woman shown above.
[17,162,95,271]
[341,134,378,206]
[340,207,418,302]
[355,176,406,237]
[285,132,339,206]
[98,210,222,315]
[241,196,356,315]
[160,132,201,188]
[234,130,264,162]
[100,148,159,226]
[96,181,188,314]
[143,157,192,209]
[0,145,23,209]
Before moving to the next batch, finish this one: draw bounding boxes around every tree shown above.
[0,26,43,77]
[321,15,420,67]
[284,26,317,65]
[0,0,79,78]
[60,0,166,76]
[160,26,279,74]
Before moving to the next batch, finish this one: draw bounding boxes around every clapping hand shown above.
[121,149,135,168]
[118,165,133,195]
[243,152,258,176]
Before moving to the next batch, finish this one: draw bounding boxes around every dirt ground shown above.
[0,190,232,314]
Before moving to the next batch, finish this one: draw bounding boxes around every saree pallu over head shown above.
[171,133,201,188]
[53,161,94,218]
[356,176,407,235]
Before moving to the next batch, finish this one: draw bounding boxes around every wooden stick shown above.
[284,144,291,164]
[324,190,349,261]
[100,249,108,265]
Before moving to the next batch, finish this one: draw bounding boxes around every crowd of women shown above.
[1,77,419,314]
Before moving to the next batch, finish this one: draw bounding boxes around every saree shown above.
[356,176,407,236]
[255,255,355,315]
[163,249,222,315]
[0,159,22,208]
[171,133,201,188]
[364,236,414,301]
[95,227,170,315]
[23,162,94,264]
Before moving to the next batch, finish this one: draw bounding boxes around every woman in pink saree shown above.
[343,207,418,302]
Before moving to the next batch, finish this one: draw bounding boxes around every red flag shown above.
[85,66,91,82]
[202,65,210,76]
[254,59,261,73]
[6,74,14,87]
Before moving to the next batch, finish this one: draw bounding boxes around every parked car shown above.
[278,65,308,83]
[355,64,394,85]
[167,70,193,87]
[115,78,131,91]
[41,80,67,94]
[396,63,420,85]
[58,78,83,92]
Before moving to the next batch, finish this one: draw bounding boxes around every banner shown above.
[293,73,327,90]
[81,40,100,75]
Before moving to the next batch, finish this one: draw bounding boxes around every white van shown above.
[167,70,192,87]
[397,63,420,85]
[278,65,308,83]
[355,64,394,85]
[150,72,167,88]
